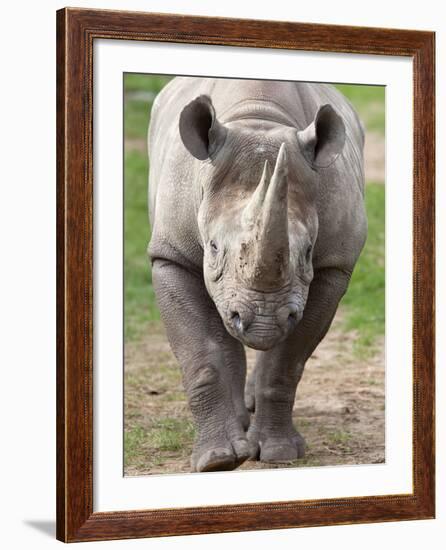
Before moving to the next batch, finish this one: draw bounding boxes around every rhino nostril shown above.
[287,308,301,328]
[230,310,242,331]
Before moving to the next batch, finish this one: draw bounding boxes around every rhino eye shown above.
[210,240,218,253]
[305,244,312,263]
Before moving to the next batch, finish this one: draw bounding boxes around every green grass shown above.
[124,99,152,140]
[123,75,175,341]
[334,84,385,134]
[124,149,159,341]
[124,74,172,93]
[124,426,147,466]
[149,418,196,452]
[124,418,196,470]
[340,183,385,355]
[124,74,172,140]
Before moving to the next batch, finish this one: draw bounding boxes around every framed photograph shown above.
[56,7,435,542]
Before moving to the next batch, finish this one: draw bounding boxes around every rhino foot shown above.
[191,437,250,472]
[248,427,306,463]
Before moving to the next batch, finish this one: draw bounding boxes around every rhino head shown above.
[179,94,345,351]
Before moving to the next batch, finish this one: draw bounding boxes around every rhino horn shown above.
[242,160,272,227]
[245,143,290,290]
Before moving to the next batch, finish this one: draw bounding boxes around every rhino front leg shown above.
[248,267,351,463]
[152,259,250,472]
[244,368,257,413]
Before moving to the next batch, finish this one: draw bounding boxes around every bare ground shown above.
[364,131,385,183]
[124,310,384,476]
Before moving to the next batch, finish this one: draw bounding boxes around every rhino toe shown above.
[260,434,306,463]
[195,447,236,472]
[248,426,306,463]
[192,437,250,472]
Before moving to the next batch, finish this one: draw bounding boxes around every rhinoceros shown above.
[147,77,367,472]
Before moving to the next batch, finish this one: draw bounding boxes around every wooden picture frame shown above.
[56,7,435,542]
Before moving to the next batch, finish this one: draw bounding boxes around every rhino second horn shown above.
[242,159,272,228]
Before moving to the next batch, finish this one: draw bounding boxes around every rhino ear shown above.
[297,104,346,169]
[179,95,227,160]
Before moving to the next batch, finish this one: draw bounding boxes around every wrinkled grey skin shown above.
[148,78,367,472]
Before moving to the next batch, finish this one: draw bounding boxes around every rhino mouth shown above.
[235,327,287,351]
[225,309,302,351]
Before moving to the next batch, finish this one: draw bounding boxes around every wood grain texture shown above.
[56,7,435,542]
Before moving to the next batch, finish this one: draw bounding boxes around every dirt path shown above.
[124,310,384,476]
